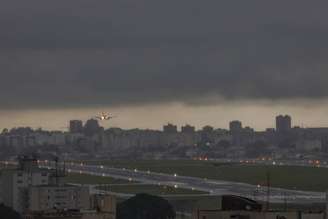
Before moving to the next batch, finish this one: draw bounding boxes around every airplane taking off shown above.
[95,112,116,121]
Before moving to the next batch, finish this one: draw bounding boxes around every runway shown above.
[43,161,326,204]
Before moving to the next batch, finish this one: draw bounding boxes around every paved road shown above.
[42,161,326,204]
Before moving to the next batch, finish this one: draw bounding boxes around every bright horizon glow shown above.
[1,99,328,131]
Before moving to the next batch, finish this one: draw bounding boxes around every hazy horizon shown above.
[1,99,328,131]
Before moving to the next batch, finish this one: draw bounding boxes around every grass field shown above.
[82,160,328,192]
[64,173,132,185]
[96,184,208,195]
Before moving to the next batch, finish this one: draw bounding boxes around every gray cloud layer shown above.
[1,0,328,109]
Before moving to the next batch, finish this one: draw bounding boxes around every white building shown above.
[1,165,50,212]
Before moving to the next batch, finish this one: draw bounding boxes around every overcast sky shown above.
[1,0,328,130]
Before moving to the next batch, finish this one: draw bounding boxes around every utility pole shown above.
[63,160,66,176]
[266,169,271,211]
[55,156,59,186]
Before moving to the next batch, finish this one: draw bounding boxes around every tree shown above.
[117,193,176,219]
[1,128,8,134]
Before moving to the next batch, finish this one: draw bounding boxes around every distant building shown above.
[48,132,66,146]
[243,126,254,134]
[266,128,275,133]
[70,120,83,133]
[229,121,242,135]
[276,115,292,133]
[181,125,195,133]
[84,119,101,136]
[25,136,36,147]
[163,123,178,134]
[9,135,24,148]
[296,139,322,152]
[202,126,214,133]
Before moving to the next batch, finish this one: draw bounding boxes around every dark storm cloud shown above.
[1,0,328,109]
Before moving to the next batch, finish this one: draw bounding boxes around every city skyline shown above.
[1,101,328,132]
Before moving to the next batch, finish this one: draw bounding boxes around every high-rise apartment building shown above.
[276,115,292,133]
[229,121,243,135]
